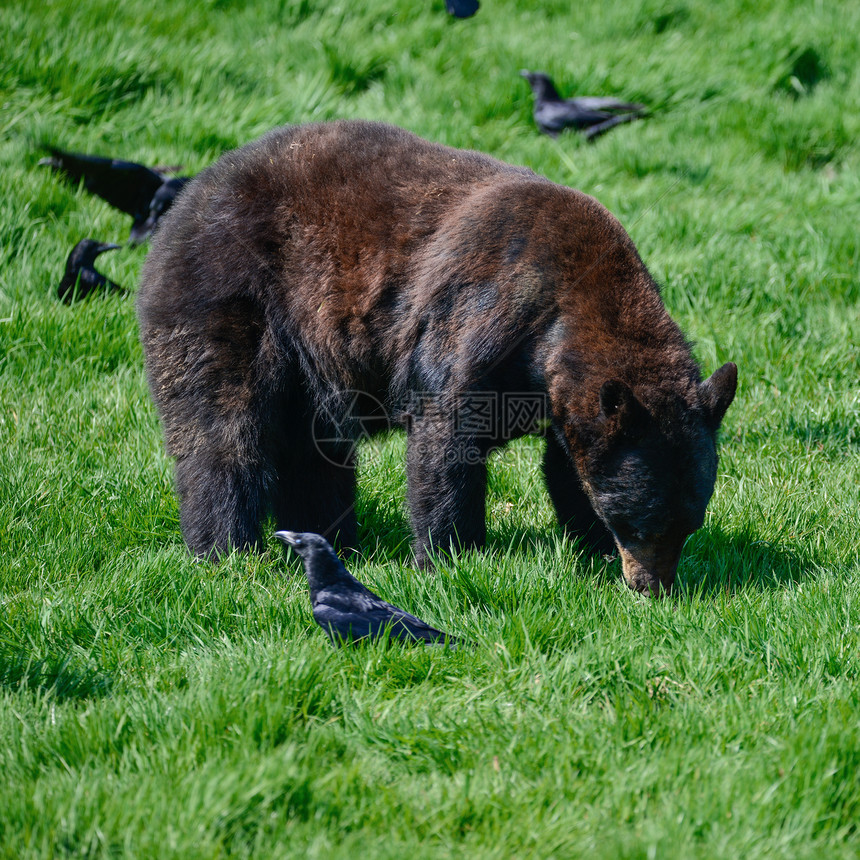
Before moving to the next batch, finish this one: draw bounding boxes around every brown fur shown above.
[138,120,736,593]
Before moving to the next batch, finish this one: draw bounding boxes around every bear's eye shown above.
[615,525,665,546]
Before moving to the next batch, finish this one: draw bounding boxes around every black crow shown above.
[445,0,479,18]
[132,176,189,243]
[39,148,191,243]
[520,70,646,140]
[275,531,460,647]
[57,239,123,303]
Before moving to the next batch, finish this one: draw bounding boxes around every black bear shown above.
[137,120,736,594]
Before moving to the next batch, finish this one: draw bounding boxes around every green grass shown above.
[1,0,859,856]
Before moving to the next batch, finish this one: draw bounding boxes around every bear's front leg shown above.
[406,417,488,567]
[542,430,615,556]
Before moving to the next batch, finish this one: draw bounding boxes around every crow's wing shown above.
[313,586,455,645]
[534,101,614,134]
[42,149,166,219]
[129,176,190,243]
[582,112,642,141]
[445,0,479,18]
[58,267,123,303]
[569,97,645,113]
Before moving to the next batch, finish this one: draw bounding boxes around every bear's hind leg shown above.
[175,451,271,557]
[269,414,359,553]
[543,431,615,555]
[145,297,276,558]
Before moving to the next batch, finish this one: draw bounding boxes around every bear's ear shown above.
[598,379,648,439]
[699,362,737,429]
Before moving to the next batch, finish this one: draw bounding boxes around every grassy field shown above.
[1,0,859,856]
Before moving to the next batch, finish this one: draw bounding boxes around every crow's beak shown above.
[97,243,122,253]
[129,221,151,245]
[274,530,301,547]
[519,69,530,78]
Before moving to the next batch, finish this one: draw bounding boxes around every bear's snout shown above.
[617,542,684,596]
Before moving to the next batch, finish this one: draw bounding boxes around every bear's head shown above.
[566,362,737,595]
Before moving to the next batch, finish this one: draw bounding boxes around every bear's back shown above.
[139,121,537,314]
[173,120,537,233]
[138,122,554,365]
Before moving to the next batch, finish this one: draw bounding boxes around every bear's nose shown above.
[616,542,683,596]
